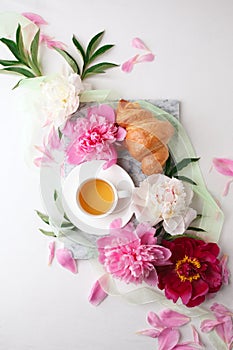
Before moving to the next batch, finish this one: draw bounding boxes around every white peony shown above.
[41,73,83,127]
[132,174,197,235]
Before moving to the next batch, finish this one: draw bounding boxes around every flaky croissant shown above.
[116,100,174,175]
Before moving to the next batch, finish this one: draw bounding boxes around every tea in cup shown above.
[76,178,129,218]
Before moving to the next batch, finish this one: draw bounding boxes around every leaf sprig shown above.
[164,156,200,185]
[54,30,118,80]
[0,24,42,80]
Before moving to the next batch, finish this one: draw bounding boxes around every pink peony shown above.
[97,219,171,286]
[65,104,126,168]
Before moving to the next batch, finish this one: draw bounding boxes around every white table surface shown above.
[0,1,233,349]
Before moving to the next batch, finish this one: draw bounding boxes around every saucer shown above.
[61,160,135,235]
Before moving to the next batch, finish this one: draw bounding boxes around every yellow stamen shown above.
[175,255,201,282]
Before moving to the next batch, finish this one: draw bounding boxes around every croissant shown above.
[116,100,174,175]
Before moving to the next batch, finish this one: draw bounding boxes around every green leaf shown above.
[58,127,63,140]
[54,190,58,201]
[88,44,114,64]
[0,38,21,60]
[1,67,35,77]
[72,35,86,62]
[39,229,56,237]
[61,221,75,229]
[12,79,23,89]
[86,30,105,61]
[169,157,200,176]
[0,59,21,66]
[15,24,28,65]
[35,210,50,225]
[82,62,118,79]
[174,175,197,186]
[54,47,80,74]
[164,154,172,175]
[187,226,206,232]
[30,29,41,75]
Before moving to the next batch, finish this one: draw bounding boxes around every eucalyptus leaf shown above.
[72,35,85,62]
[0,38,21,60]
[1,67,35,77]
[169,157,200,176]
[35,210,50,225]
[54,190,58,201]
[88,44,114,64]
[54,47,80,74]
[86,30,104,60]
[82,62,118,79]
[174,175,197,186]
[0,59,21,66]
[39,229,56,237]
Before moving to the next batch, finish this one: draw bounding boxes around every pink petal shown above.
[40,34,66,50]
[121,54,139,73]
[88,278,108,306]
[88,105,115,123]
[210,303,233,320]
[158,328,180,350]
[137,329,161,338]
[48,126,61,149]
[56,248,77,273]
[132,37,149,50]
[109,218,122,230]
[192,325,204,347]
[116,126,127,141]
[160,309,190,328]
[136,53,155,63]
[144,269,158,287]
[220,255,230,284]
[213,158,233,177]
[215,319,233,346]
[22,12,48,25]
[172,344,200,350]
[200,319,222,333]
[102,145,117,169]
[147,311,164,329]
[48,241,55,265]
[34,157,43,167]
[223,179,233,196]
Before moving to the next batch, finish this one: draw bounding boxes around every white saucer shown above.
[61,160,135,235]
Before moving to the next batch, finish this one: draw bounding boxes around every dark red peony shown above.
[157,236,223,307]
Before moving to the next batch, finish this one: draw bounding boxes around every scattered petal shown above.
[136,53,155,63]
[121,54,139,73]
[158,328,180,350]
[159,309,190,328]
[220,255,230,285]
[147,311,164,329]
[192,325,204,347]
[88,278,108,306]
[22,12,48,25]
[56,248,77,273]
[213,158,233,177]
[48,241,55,265]
[137,328,161,338]
[40,34,66,49]
[132,37,149,50]
[223,179,233,196]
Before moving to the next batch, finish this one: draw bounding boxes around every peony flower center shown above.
[175,255,201,282]
[78,123,118,151]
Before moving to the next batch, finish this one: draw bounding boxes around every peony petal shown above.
[213,158,233,177]
[192,325,203,347]
[48,241,55,265]
[158,328,180,350]
[109,218,122,230]
[223,179,233,196]
[137,329,161,338]
[147,311,164,328]
[136,53,155,63]
[144,269,158,287]
[132,37,149,50]
[115,126,127,141]
[210,303,233,320]
[220,255,230,285]
[88,278,108,306]
[200,319,222,333]
[40,34,66,49]
[48,126,61,149]
[56,248,77,273]
[22,12,48,25]
[160,309,190,328]
[88,105,115,123]
[121,54,139,73]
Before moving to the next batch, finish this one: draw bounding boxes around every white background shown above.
[0,1,233,349]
